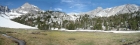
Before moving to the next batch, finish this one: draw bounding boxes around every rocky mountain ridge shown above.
[0,5,10,13]
[0,2,43,19]
[0,3,140,30]
[80,4,140,17]
[1,3,140,19]
[12,2,42,14]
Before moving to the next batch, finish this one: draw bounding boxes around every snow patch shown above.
[68,12,79,15]
[5,12,22,19]
[32,5,38,8]
[19,10,28,14]
[35,9,39,11]
[60,30,140,33]
[0,16,37,29]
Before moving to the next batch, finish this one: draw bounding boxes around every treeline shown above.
[12,11,140,30]
[12,11,61,30]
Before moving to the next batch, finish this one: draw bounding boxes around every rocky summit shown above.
[0,5,10,13]
[0,3,43,19]
[13,2,42,14]
[81,4,140,17]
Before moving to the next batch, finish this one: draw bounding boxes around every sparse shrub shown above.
[32,37,37,38]
[68,38,76,40]
[31,32,40,34]
[42,34,47,35]
[6,31,16,33]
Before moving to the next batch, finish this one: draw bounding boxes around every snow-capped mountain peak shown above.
[2,2,43,19]
[83,4,140,17]
[96,7,103,10]
[21,2,39,9]
[119,4,139,13]
[15,2,42,13]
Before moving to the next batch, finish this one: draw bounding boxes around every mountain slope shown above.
[0,15,37,29]
[13,2,42,14]
[2,2,43,19]
[1,3,140,30]
[0,5,11,18]
[11,10,74,30]
[11,4,140,30]
[82,4,140,17]
[0,5,10,13]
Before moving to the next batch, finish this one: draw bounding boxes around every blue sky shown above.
[0,0,140,13]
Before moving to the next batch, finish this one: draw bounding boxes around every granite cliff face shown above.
[0,3,43,19]
[81,4,140,17]
[1,3,140,19]
[0,5,10,13]
[12,2,42,14]
[0,5,11,18]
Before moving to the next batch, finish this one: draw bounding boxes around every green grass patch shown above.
[78,41,94,45]
[0,39,2,45]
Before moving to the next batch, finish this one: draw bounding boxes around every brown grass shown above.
[0,28,140,45]
[0,35,17,45]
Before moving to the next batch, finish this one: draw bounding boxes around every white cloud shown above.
[69,6,73,8]
[6,2,14,6]
[61,0,92,13]
[54,8,62,11]
[75,4,86,8]
[61,0,74,3]
[70,3,86,11]
[61,0,86,8]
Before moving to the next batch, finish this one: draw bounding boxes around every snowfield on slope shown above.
[0,16,37,29]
